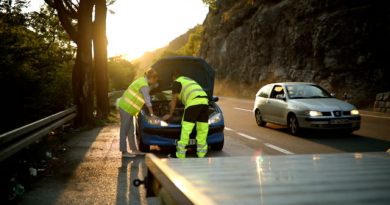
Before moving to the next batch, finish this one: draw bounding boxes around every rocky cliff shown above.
[200,0,390,106]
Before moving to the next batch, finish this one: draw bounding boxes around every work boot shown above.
[122,151,136,158]
[129,150,145,155]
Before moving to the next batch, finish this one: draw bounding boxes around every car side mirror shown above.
[330,93,336,97]
[276,94,286,101]
[212,96,219,102]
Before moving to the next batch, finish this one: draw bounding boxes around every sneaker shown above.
[167,154,177,158]
[130,150,145,155]
[122,152,136,158]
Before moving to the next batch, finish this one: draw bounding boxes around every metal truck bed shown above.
[144,152,390,205]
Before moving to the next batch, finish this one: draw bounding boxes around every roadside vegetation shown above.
[0,2,74,133]
[0,1,137,133]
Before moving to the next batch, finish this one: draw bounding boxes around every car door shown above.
[256,84,272,121]
[266,85,288,124]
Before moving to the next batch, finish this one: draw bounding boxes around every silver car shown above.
[253,82,361,135]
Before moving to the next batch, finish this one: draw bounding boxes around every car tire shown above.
[212,139,224,151]
[136,124,150,152]
[288,114,300,135]
[255,110,266,127]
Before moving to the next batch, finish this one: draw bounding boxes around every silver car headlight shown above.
[351,109,360,115]
[208,113,222,124]
[146,116,169,127]
[305,110,323,117]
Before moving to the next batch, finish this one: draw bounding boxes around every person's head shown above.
[171,68,181,81]
[145,68,159,85]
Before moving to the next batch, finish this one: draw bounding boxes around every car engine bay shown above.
[147,101,216,124]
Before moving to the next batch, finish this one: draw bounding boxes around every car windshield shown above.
[286,84,331,99]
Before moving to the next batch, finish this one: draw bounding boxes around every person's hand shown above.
[161,114,171,121]
[150,114,158,120]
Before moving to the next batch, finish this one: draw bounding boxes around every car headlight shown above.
[351,109,360,115]
[146,116,169,127]
[208,113,222,124]
[305,110,323,117]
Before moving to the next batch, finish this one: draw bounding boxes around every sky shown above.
[29,0,209,60]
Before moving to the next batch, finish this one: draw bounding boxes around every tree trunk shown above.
[72,0,94,126]
[93,0,109,119]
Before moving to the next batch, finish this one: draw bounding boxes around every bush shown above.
[108,56,137,91]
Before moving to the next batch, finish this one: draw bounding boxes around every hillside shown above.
[133,25,203,75]
[200,0,390,106]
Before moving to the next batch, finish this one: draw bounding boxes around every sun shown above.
[106,0,208,61]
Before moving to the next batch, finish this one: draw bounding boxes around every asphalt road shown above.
[206,97,390,157]
[17,97,390,205]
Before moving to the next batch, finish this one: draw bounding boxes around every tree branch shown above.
[52,0,78,43]
[63,0,78,19]
[44,0,56,8]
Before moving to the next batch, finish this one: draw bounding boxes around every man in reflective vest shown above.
[162,70,209,158]
[118,69,159,158]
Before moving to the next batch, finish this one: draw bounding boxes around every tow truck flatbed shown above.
[142,152,390,205]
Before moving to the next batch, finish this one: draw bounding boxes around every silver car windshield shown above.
[286,84,331,99]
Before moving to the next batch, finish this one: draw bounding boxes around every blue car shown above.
[135,57,225,152]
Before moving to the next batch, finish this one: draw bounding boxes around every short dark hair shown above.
[145,68,159,79]
[171,68,181,79]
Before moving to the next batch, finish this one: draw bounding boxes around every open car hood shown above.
[151,57,215,100]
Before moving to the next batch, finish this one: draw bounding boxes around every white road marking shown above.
[227,129,294,154]
[360,114,390,120]
[234,107,253,112]
[225,127,235,131]
[237,132,258,141]
[264,143,294,155]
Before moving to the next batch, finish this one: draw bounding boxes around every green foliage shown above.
[160,25,204,58]
[134,25,205,76]
[0,1,74,133]
[178,25,204,55]
[202,0,217,9]
[0,0,28,13]
[107,56,137,91]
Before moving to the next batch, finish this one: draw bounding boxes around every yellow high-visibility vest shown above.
[118,77,148,116]
[175,76,208,108]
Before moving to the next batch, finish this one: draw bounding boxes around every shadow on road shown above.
[300,132,390,153]
[268,123,390,153]
[17,127,102,204]
[116,157,148,205]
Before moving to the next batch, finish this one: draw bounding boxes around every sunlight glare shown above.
[107,0,208,60]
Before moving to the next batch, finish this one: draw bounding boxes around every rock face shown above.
[374,92,390,113]
[200,0,390,106]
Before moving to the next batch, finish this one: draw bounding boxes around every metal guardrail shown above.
[0,91,123,162]
[0,106,77,162]
[108,90,124,98]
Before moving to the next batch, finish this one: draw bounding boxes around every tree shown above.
[0,1,74,133]
[107,56,136,91]
[93,0,109,119]
[159,25,204,58]
[178,25,203,56]
[45,0,96,126]
[202,0,217,9]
